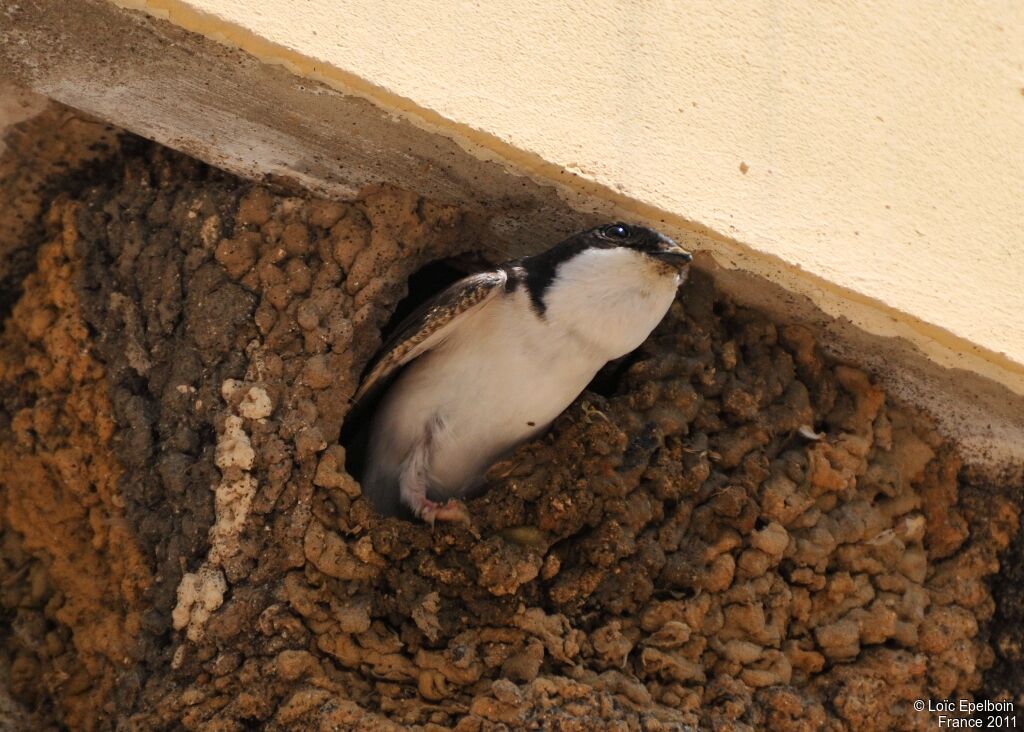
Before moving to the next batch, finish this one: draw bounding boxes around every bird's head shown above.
[520,222,693,315]
[518,222,692,355]
[579,222,693,272]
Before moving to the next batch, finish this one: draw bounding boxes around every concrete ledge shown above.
[1,0,1021,477]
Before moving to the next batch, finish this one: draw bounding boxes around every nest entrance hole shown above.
[341,255,482,482]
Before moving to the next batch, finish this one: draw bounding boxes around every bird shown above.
[351,222,692,525]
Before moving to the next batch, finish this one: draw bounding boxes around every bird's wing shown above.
[353,269,508,404]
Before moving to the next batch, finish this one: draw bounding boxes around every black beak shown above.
[650,239,693,267]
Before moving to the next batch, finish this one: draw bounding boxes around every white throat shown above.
[540,246,683,359]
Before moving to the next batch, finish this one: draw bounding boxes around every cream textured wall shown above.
[114,0,1024,383]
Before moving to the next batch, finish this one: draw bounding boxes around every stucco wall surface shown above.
[114,0,1024,375]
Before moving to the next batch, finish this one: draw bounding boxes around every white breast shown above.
[370,288,598,498]
[541,246,682,360]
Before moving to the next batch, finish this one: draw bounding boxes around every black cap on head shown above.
[589,222,693,267]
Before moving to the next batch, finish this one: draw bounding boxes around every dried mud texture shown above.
[0,198,152,729]
[0,105,134,731]
[0,138,1021,731]
[981,480,1024,712]
[0,98,122,320]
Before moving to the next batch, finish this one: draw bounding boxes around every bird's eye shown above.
[604,224,631,239]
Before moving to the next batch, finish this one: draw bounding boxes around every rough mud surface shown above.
[1,131,1022,731]
[0,100,121,320]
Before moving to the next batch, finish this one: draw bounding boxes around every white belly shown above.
[368,291,609,499]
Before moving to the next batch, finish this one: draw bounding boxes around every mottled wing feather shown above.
[353,269,507,404]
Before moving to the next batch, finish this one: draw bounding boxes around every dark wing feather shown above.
[352,269,508,405]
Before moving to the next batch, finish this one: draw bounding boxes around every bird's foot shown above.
[418,498,472,528]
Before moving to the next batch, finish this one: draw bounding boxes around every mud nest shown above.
[0,131,1022,731]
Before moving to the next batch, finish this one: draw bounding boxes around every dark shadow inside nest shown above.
[340,255,482,490]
